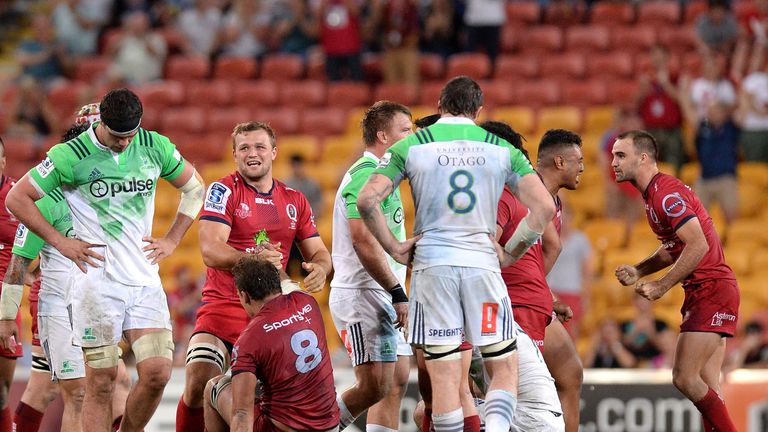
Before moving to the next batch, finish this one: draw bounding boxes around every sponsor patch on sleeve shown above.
[662,193,687,217]
[13,225,28,247]
[35,157,55,178]
[204,182,230,214]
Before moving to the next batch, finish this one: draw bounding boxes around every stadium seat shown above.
[505,1,542,27]
[47,81,88,123]
[165,56,210,81]
[738,182,766,218]
[373,83,419,106]
[627,220,659,250]
[279,81,327,108]
[326,82,372,109]
[678,162,700,185]
[544,1,586,26]
[362,54,383,82]
[590,1,635,26]
[136,80,185,109]
[307,163,345,192]
[500,25,519,53]
[578,132,602,164]
[659,26,698,55]
[680,52,703,75]
[606,79,640,105]
[561,80,609,107]
[306,54,326,81]
[2,136,35,164]
[173,133,224,165]
[213,57,257,80]
[232,81,280,108]
[345,107,369,134]
[611,26,657,54]
[481,80,515,109]
[446,53,492,80]
[540,52,587,80]
[261,54,304,81]
[537,106,583,133]
[276,135,321,162]
[418,81,443,107]
[738,162,768,188]
[566,25,611,53]
[683,0,708,24]
[518,26,564,53]
[494,55,540,80]
[162,107,207,135]
[299,107,347,137]
[584,105,615,132]
[185,80,233,107]
[321,135,362,166]
[513,80,560,107]
[587,52,634,80]
[637,1,681,25]
[419,54,445,81]
[724,246,753,278]
[206,106,251,136]
[490,106,536,134]
[252,107,300,135]
[74,56,111,82]
[726,219,768,247]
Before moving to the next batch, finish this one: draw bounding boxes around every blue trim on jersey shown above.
[200,215,231,226]
[673,214,696,232]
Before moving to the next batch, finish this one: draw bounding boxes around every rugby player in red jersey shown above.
[176,122,332,432]
[203,257,339,432]
[612,130,738,432]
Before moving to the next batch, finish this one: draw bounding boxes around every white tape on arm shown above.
[503,216,543,260]
[0,283,23,320]
[177,173,205,219]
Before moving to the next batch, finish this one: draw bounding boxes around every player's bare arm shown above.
[296,236,332,293]
[504,174,556,259]
[199,220,282,270]
[636,218,708,301]
[229,372,257,432]
[0,254,32,351]
[7,175,103,273]
[143,165,204,264]
[359,174,420,265]
[349,218,408,328]
[616,244,675,286]
[541,221,562,274]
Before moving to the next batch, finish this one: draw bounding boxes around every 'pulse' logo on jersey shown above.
[90,178,155,198]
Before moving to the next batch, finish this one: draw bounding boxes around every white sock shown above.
[432,407,464,432]
[337,395,357,430]
[484,389,517,432]
[366,425,397,432]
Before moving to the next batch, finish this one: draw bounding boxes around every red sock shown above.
[422,407,432,432]
[693,388,737,432]
[12,402,43,432]
[175,399,205,432]
[111,415,123,432]
[463,415,481,432]
[0,406,12,432]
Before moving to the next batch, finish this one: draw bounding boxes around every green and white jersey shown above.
[374,117,534,271]
[12,189,75,298]
[27,125,186,286]
[331,151,406,290]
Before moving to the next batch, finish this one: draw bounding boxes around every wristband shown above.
[503,216,543,258]
[389,284,408,304]
[0,283,23,320]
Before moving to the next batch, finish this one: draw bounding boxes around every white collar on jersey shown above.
[436,117,476,125]
[87,123,110,152]
[363,151,379,162]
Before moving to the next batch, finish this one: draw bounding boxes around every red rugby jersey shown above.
[0,175,18,280]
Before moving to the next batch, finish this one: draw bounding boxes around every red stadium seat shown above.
[260,54,304,81]
[47,81,87,122]
[232,81,279,108]
[561,80,609,106]
[518,26,564,54]
[306,54,326,80]
[481,80,515,109]
[419,81,444,106]
[587,52,634,80]
[139,107,162,131]
[505,1,542,27]
[252,107,300,135]
[681,52,703,75]
[185,80,233,107]
[590,2,635,26]
[136,80,185,109]
[566,25,611,53]
[161,106,207,134]
[165,56,210,81]
[544,2,586,26]
[74,56,111,82]
[327,82,371,109]
[637,1,681,25]
[659,26,698,54]
[500,25,519,53]
[2,136,36,163]
[419,54,445,81]
[299,107,347,136]
[175,133,225,165]
[279,81,327,108]
[514,80,560,107]
[373,83,419,106]
[213,57,257,80]
[606,79,640,105]
[206,107,252,135]
[495,55,540,80]
[684,0,708,24]
[611,25,657,54]
[540,53,587,79]
[362,55,383,82]
[446,53,492,80]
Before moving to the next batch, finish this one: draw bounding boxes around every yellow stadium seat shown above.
[582,218,627,254]
[409,105,438,123]
[579,132,602,164]
[307,163,345,192]
[321,135,362,166]
[491,106,536,134]
[278,135,321,162]
[738,182,766,218]
[584,105,614,134]
[738,162,768,188]
[345,107,368,135]
[739,277,768,309]
[201,162,233,184]
[724,246,752,278]
[536,106,583,134]
[679,162,700,186]
[601,248,648,280]
[751,250,768,272]
[567,189,606,221]
[726,219,768,247]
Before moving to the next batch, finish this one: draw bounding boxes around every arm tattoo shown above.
[4,255,32,286]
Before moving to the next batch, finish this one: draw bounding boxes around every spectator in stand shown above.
[636,45,687,172]
[106,10,167,85]
[52,0,113,57]
[316,0,364,81]
[723,320,768,373]
[620,294,677,369]
[14,14,68,86]
[5,76,58,147]
[167,265,202,367]
[683,52,737,122]
[583,318,638,368]
[218,0,271,59]
[695,0,741,55]
[546,207,593,338]
[463,0,506,63]
[176,0,222,58]
[681,63,741,225]
[272,0,318,56]
[284,153,324,218]
[370,0,420,86]
[736,53,768,163]
[421,0,459,59]
[739,0,767,44]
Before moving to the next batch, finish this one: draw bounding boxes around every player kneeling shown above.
[204,257,339,432]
